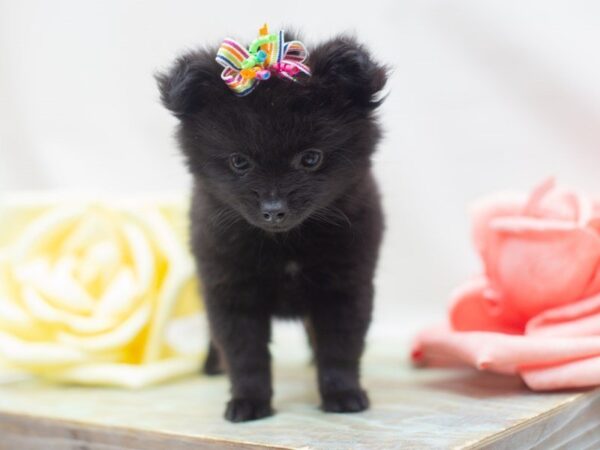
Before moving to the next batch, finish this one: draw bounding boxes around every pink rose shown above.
[412,178,600,390]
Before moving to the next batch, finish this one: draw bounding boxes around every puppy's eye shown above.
[295,149,323,171]
[229,153,252,174]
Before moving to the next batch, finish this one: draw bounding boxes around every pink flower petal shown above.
[449,276,523,333]
[529,311,600,337]
[589,203,600,234]
[521,356,600,390]
[582,260,600,299]
[470,193,525,256]
[489,226,600,318]
[526,292,600,337]
[522,178,591,224]
[411,324,469,368]
[491,217,577,234]
[592,201,600,224]
[413,180,600,392]
[414,326,600,374]
[523,177,556,216]
[573,191,594,226]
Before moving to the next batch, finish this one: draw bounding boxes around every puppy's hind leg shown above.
[303,318,317,366]
[202,340,225,376]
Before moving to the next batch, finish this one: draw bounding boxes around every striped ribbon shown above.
[215,25,311,96]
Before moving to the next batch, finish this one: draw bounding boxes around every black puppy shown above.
[157,33,387,422]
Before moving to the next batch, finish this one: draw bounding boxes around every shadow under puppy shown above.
[157,31,387,422]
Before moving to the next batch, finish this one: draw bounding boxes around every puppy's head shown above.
[157,35,387,232]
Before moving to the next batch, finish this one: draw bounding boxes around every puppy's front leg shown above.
[207,289,273,422]
[309,286,373,413]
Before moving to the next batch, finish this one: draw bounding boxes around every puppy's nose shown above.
[261,199,288,224]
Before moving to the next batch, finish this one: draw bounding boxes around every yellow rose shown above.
[0,194,205,387]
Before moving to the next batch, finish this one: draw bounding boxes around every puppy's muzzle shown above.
[260,199,288,224]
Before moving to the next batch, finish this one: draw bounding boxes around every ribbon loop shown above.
[215,24,311,97]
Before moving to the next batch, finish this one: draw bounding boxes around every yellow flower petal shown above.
[78,240,120,288]
[16,257,95,314]
[0,295,30,328]
[63,315,116,335]
[0,331,86,366]
[60,207,112,254]
[57,305,151,352]
[95,267,139,319]
[12,206,82,260]
[20,283,115,335]
[48,356,201,388]
[164,313,205,356]
[129,209,194,363]
[21,285,77,324]
[122,223,154,294]
[0,195,205,387]
[0,202,44,248]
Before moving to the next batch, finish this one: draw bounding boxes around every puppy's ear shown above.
[308,36,388,110]
[156,49,221,119]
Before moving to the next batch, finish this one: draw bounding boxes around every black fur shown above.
[157,34,387,422]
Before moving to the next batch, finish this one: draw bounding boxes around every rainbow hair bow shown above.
[215,24,311,96]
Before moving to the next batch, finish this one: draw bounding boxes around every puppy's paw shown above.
[321,389,370,413]
[224,398,274,423]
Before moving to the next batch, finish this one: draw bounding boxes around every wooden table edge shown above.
[0,410,297,450]
[461,389,600,449]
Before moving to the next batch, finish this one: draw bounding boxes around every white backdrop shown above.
[1,0,599,337]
